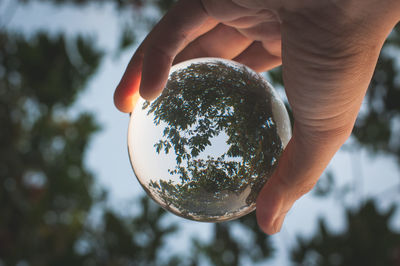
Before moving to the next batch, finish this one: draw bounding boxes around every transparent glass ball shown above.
[128,58,291,222]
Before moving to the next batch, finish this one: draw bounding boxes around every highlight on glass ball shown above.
[128,58,291,222]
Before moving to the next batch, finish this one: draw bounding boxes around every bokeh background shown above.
[1,0,400,265]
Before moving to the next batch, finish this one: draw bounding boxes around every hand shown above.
[114,0,400,234]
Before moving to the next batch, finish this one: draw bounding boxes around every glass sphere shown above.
[128,58,291,222]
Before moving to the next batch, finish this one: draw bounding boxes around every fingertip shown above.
[139,47,172,101]
[256,193,288,234]
[132,0,211,101]
[255,156,293,235]
[113,88,139,113]
[113,50,144,113]
[113,71,141,113]
[256,214,280,235]
[256,183,283,234]
[138,82,164,102]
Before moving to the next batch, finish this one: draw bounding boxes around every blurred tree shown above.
[0,31,102,265]
[189,212,274,266]
[0,28,181,266]
[291,200,400,266]
[81,196,181,266]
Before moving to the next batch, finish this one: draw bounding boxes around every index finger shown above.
[114,0,210,112]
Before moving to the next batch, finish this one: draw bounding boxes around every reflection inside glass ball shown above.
[128,58,291,222]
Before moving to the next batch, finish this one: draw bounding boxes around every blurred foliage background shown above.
[0,0,399,265]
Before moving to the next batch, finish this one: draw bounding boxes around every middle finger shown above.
[174,23,252,63]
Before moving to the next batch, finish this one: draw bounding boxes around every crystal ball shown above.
[128,58,291,222]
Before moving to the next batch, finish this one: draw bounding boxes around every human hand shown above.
[114,0,400,234]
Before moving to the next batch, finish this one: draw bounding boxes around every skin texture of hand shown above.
[114,0,400,234]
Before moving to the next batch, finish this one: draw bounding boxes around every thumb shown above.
[256,124,350,234]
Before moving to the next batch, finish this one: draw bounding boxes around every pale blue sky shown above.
[3,0,400,264]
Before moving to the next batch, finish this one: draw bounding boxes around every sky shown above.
[3,1,400,265]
